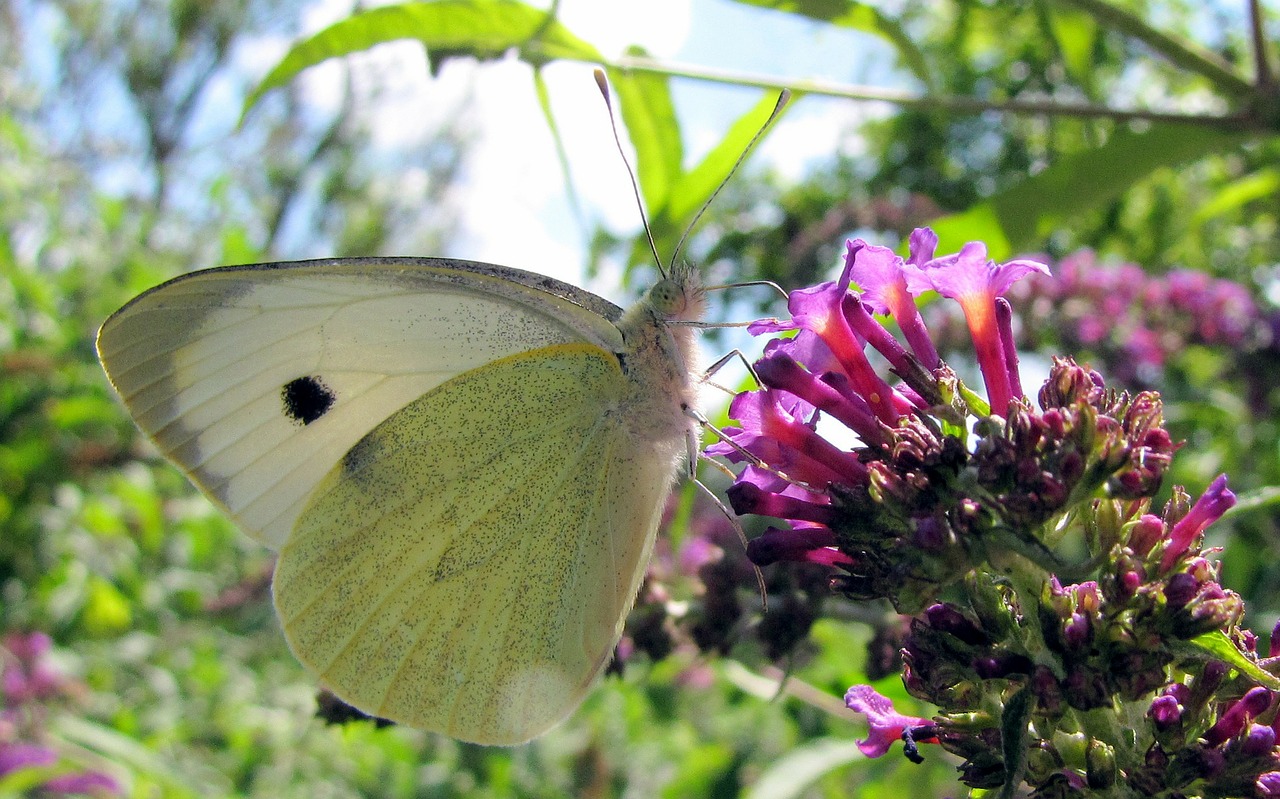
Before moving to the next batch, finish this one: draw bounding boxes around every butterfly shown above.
[96,256,706,745]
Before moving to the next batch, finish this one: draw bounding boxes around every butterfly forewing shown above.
[96,258,626,549]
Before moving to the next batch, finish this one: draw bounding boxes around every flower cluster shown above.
[1,631,121,796]
[710,229,1277,797]
[931,248,1270,388]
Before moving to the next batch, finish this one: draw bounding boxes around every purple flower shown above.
[1203,686,1273,747]
[705,229,1278,796]
[749,244,910,426]
[844,685,935,758]
[845,231,939,369]
[1161,474,1236,571]
[1242,724,1277,757]
[0,742,58,776]
[708,390,865,487]
[1259,771,1280,796]
[1149,693,1182,730]
[744,525,853,567]
[41,770,122,796]
[903,241,1049,415]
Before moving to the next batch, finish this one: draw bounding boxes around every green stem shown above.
[610,55,1259,133]
[990,555,1054,668]
[1049,0,1255,97]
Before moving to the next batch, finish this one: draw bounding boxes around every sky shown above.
[259,0,905,296]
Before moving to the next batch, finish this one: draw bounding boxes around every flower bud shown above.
[1149,694,1182,731]
[1203,687,1274,747]
[1086,739,1117,789]
[1128,513,1166,558]
[924,603,989,646]
[1258,771,1280,796]
[1241,724,1277,757]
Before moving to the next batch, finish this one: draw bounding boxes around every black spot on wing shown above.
[282,375,336,425]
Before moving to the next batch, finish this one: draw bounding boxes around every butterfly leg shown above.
[688,462,768,611]
[702,348,762,397]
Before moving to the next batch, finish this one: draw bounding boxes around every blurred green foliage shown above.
[2,0,1278,796]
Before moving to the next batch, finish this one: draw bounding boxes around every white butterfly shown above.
[97,257,705,745]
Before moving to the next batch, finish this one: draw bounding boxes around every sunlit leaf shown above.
[80,577,132,636]
[1046,7,1099,91]
[1182,632,1280,690]
[665,89,792,227]
[244,0,602,116]
[929,123,1250,258]
[1191,168,1280,224]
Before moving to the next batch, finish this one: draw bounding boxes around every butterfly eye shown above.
[649,279,684,317]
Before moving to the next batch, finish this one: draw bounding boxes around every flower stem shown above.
[610,54,1260,132]
[1049,0,1255,97]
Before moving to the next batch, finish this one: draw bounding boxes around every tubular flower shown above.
[903,240,1050,415]
[1161,473,1237,571]
[844,685,937,760]
[708,230,1271,797]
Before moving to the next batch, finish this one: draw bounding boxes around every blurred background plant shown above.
[2,0,1278,796]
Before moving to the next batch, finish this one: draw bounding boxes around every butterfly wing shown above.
[273,343,677,744]
[96,257,625,549]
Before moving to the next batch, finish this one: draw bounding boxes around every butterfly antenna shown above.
[670,88,791,267]
[594,69,665,277]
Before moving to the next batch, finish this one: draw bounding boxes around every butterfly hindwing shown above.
[273,344,672,744]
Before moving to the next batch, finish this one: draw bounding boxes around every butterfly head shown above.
[647,263,707,324]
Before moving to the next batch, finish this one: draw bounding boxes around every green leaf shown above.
[998,687,1034,799]
[1183,631,1280,690]
[1046,8,1099,91]
[1191,168,1280,224]
[929,122,1251,258]
[605,55,683,229]
[244,0,602,117]
[744,738,865,799]
[665,90,792,227]
[80,576,132,636]
[731,0,931,87]
[660,742,735,799]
